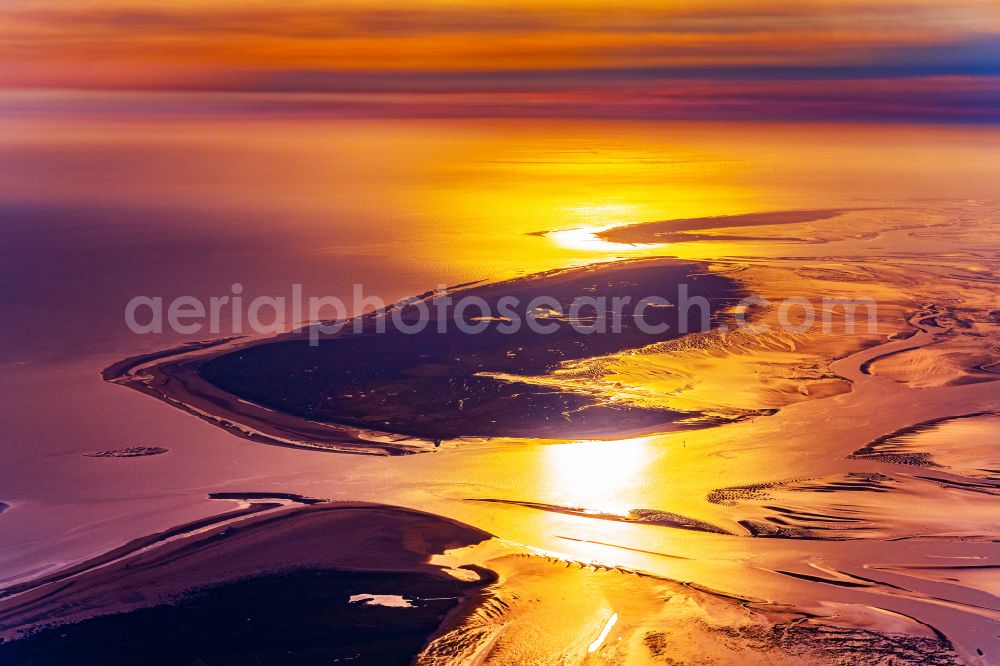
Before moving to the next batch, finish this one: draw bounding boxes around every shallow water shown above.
[1,113,999,662]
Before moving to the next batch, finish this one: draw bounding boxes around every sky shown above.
[1,0,999,121]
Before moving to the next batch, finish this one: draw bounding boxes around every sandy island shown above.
[0,500,495,665]
[104,257,746,455]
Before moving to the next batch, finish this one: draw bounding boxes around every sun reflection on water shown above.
[544,225,657,254]
[541,436,659,515]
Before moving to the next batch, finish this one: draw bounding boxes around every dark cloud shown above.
[3,76,997,123]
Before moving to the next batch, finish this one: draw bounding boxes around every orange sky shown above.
[1,0,998,121]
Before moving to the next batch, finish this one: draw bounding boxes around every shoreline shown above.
[104,335,433,456]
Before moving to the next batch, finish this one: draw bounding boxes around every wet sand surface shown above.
[2,120,999,664]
